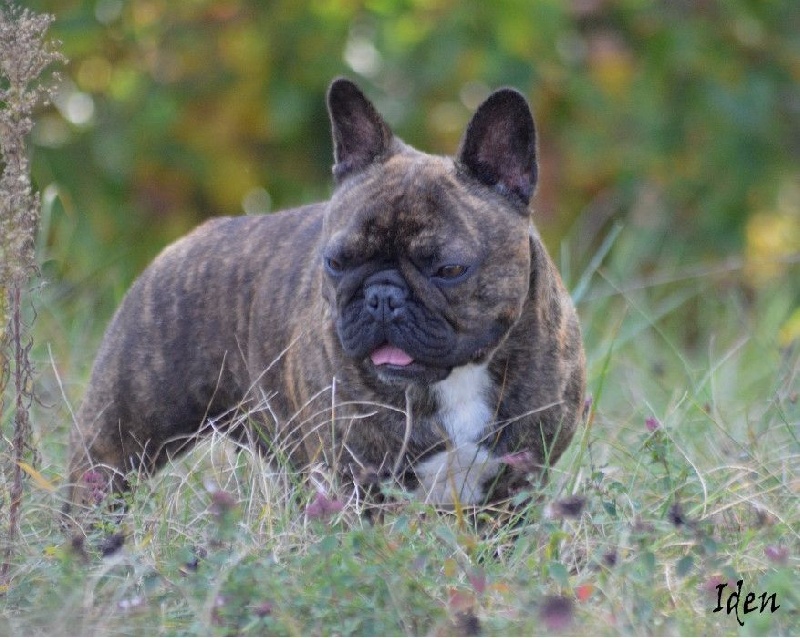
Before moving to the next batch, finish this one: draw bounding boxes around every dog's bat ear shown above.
[327,78,394,182]
[457,88,537,206]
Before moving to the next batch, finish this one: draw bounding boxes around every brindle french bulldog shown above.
[65,78,585,512]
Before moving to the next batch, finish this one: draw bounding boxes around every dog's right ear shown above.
[327,78,394,182]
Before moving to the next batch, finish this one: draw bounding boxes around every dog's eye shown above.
[434,264,468,280]
[325,256,345,274]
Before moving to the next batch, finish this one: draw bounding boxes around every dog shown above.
[65,78,585,512]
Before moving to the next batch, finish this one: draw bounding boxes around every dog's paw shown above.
[413,444,501,506]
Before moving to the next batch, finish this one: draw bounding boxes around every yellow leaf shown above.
[17,461,56,492]
[745,211,800,286]
[779,308,800,347]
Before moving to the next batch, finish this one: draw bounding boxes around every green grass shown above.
[1,225,798,636]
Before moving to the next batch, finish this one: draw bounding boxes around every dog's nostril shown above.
[365,284,406,322]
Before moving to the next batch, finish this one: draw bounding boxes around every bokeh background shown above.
[6,9,798,632]
[26,0,800,361]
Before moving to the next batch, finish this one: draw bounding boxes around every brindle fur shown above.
[65,79,585,512]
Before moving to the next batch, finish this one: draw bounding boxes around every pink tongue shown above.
[370,344,414,366]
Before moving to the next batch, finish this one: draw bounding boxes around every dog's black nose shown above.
[365,283,406,323]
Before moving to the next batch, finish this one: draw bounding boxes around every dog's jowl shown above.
[65,78,586,510]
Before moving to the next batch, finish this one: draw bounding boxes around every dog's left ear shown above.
[457,88,537,205]
[327,78,394,182]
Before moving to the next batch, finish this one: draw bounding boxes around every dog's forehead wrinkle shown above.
[393,163,484,261]
[332,154,475,262]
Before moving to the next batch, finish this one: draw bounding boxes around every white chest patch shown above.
[433,362,492,447]
[413,363,498,506]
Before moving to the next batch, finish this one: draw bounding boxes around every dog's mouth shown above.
[369,344,414,367]
[367,343,451,384]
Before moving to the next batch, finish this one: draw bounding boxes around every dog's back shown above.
[65,206,324,509]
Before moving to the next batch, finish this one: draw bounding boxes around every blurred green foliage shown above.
[27,0,800,306]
